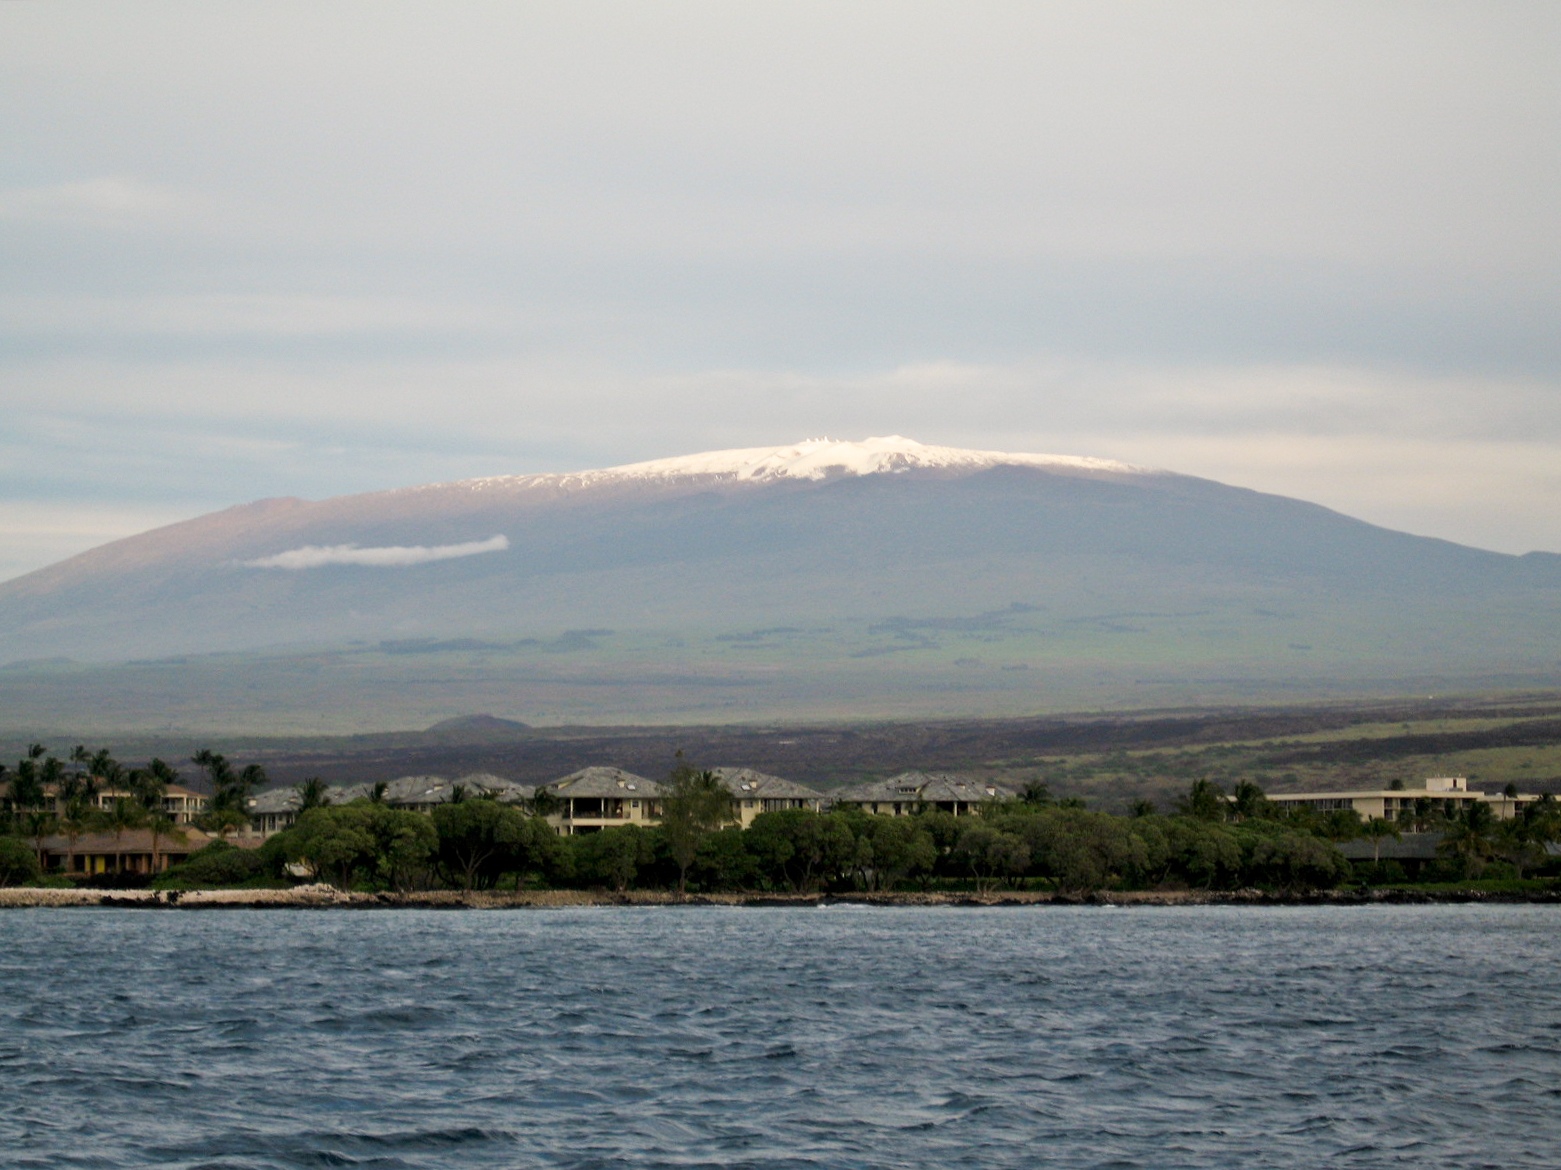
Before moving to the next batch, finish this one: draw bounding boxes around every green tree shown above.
[365,804,439,892]
[1492,812,1550,881]
[1018,780,1053,807]
[6,752,47,827]
[951,823,1029,892]
[1360,817,1401,863]
[102,797,148,873]
[162,840,268,888]
[0,836,41,885]
[1247,832,1348,892]
[1438,802,1497,878]
[295,777,332,812]
[853,816,935,891]
[1163,818,1243,888]
[692,826,759,891]
[130,758,180,871]
[431,800,548,891]
[660,755,734,894]
[288,805,380,889]
[193,751,266,831]
[744,809,855,892]
[1176,779,1227,823]
[1229,780,1269,821]
[576,824,654,892]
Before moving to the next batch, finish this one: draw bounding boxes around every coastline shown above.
[2,886,1558,910]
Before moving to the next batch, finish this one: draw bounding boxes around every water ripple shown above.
[1,905,1558,1168]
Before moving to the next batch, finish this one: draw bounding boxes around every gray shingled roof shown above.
[831,770,1018,805]
[711,767,824,801]
[251,773,533,813]
[248,788,303,814]
[541,766,662,798]
[1337,832,1444,861]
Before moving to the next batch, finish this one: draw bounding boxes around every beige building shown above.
[1,780,207,825]
[91,783,207,825]
[35,826,233,875]
[830,771,1018,817]
[540,768,663,835]
[1267,776,1536,822]
[246,773,535,836]
[711,768,825,827]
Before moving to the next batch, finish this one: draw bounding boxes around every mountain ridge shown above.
[2,435,1559,731]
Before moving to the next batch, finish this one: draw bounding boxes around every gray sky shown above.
[3,0,1559,581]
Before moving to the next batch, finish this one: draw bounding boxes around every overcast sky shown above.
[3,1,1559,581]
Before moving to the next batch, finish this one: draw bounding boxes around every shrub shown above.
[160,840,268,888]
[0,837,41,885]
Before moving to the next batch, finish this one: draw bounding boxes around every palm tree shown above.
[7,754,46,823]
[57,796,98,876]
[132,758,177,871]
[103,798,148,873]
[1438,803,1496,878]
[193,750,264,835]
[1230,780,1268,821]
[295,777,332,812]
[145,812,187,876]
[1176,778,1227,822]
[1361,817,1401,863]
[192,748,235,802]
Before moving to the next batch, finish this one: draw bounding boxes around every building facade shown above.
[830,771,1018,817]
[1266,776,1536,822]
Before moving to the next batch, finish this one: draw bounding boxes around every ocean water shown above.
[0,905,1557,1169]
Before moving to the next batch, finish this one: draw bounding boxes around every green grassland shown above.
[5,594,1561,738]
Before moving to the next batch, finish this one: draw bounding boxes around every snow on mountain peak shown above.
[459,436,1144,493]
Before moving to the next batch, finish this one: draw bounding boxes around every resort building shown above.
[538,768,662,835]
[0,780,207,825]
[711,768,826,827]
[1266,776,1537,822]
[33,826,246,876]
[89,783,207,825]
[830,771,1018,817]
[247,773,535,835]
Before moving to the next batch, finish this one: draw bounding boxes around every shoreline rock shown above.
[2,886,1557,910]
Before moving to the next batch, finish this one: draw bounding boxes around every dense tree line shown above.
[5,748,1559,894]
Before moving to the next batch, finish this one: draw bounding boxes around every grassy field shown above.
[5,607,1561,738]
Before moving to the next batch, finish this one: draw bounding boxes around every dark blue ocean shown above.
[1,905,1557,1169]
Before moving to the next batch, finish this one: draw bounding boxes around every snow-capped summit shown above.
[462,436,1143,492]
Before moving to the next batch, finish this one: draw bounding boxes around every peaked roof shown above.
[35,827,245,853]
[542,767,662,798]
[710,767,824,801]
[832,771,1018,804]
[248,773,533,813]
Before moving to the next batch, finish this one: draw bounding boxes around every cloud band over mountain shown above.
[244,535,508,570]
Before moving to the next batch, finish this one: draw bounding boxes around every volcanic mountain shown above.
[3,436,1560,730]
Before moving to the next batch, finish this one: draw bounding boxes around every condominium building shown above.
[1266,776,1536,822]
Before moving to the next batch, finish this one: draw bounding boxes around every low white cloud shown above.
[244,535,509,570]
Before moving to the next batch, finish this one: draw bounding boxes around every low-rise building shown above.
[1267,776,1536,822]
[539,767,662,835]
[830,771,1018,817]
[711,768,825,827]
[1,781,207,825]
[246,773,536,835]
[35,826,238,875]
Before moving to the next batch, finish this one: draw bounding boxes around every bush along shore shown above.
[4,747,1561,904]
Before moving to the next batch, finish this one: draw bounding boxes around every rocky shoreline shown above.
[2,885,1558,910]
